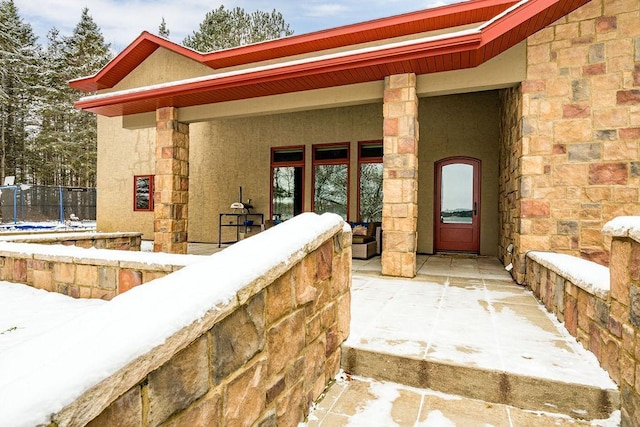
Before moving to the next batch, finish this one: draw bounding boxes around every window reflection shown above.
[272,166,302,220]
[271,147,304,221]
[314,164,348,219]
[359,163,382,222]
[440,163,473,224]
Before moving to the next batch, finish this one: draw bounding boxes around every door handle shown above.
[473,202,477,216]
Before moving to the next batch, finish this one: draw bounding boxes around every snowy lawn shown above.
[0,282,106,354]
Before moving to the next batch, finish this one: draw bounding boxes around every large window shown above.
[271,146,304,221]
[358,141,383,222]
[133,175,154,212]
[313,143,349,220]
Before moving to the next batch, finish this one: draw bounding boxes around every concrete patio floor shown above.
[308,255,619,426]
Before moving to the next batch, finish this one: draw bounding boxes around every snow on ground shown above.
[0,283,106,354]
[141,239,153,252]
[345,381,400,426]
[527,251,610,299]
[0,212,344,427]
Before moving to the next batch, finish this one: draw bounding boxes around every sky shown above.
[13,0,462,53]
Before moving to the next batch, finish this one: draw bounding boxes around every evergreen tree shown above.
[183,6,293,52]
[32,7,112,186]
[158,17,170,38]
[0,0,42,183]
[32,28,70,185]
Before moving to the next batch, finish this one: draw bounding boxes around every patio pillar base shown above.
[154,107,189,254]
[381,73,419,278]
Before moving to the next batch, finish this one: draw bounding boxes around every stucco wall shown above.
[188,103,383,243]
[108,48,212,93]
[96,116,155,237]
[418,91,501,256]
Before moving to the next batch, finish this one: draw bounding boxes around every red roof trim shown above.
[70,32,205,92]
[73,0,594,116]
[76,32,482,113]
[199,0,518,69]
[70,0,518,92]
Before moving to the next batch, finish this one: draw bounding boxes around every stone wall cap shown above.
[0,241,204,267]
[527,251,610,299]
[0,231,143,243]
[602,216,640,243]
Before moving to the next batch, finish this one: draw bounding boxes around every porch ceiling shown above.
[72,0,590,118]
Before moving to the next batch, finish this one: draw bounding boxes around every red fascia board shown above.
[69,0,517,93]
[69,32,205,92]
[200,0,518,69]
[479,0,590,47]
[74,33,482,115]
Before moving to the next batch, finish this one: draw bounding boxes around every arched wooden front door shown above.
[434,157,481,253]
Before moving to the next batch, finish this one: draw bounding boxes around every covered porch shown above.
[71,0,596,279]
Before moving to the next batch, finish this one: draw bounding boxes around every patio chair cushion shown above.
[351,222,380,244]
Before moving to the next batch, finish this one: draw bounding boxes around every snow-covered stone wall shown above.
[0,230,142,250]
[526,216,640,426]
[0,241,201,299]
[0,212,352,426]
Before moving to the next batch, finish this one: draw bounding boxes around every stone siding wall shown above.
[501,0,640,282]
[498,86,523,275]
[525,217,640,425]
[0,243,199,300]
[34,214,352,426]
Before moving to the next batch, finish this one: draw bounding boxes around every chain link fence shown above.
[0,185,96,224]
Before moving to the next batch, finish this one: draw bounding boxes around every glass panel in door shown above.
[434,158,480,253]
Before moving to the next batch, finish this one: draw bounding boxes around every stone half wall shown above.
[500,0,640,282]
[0,213,351,426]
[525,216,640,425]
[0,231,142,250]
[0,242,203,299]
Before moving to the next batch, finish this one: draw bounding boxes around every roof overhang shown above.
[72,0,591,117]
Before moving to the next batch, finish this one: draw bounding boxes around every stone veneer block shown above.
[161,393,221,427]
[267,311,305,377]
[147,336,210,425]
[266,272,295,324]
[86,387,142,427]
[224,359,267,426]
[117,269,142,294]
[212,292,265,384]
[75,264,98,287]
[53,263,75,284]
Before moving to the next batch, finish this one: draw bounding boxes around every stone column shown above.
[381,73,419,278]
[154,107,189,254]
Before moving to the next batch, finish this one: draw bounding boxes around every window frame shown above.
[357,140,384,222]
[133,174,154,212]
[270,145,305,221]
[311,142,350,220]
